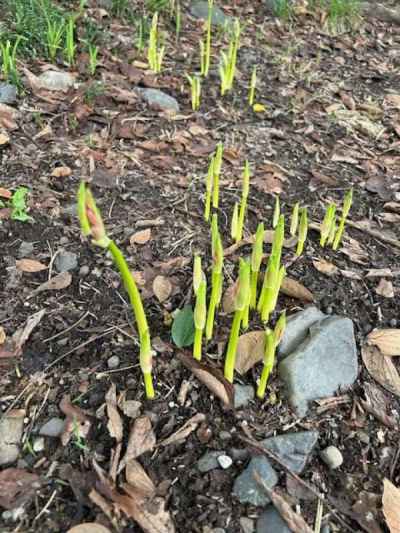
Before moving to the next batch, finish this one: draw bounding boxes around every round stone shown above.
[217,454,233,469]
[320,445,343,469]
[107,355,120,369]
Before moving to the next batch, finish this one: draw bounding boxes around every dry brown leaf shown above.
[32,272,72,295]
[366,268,399,278]
[0,132,10,145]
[376,279,395,298]
[0,309,46,359]
[312,259,338,276]
[361,344,400,397]
[152,275,172,303]
[177,351,234,408]
[383,479,400,533]
[59,395,91,446]
[222,279,239,314]
[125,459,155,497]
[154,256,191,273]
[386,94,400,109]
[0,326,5,345]
[367,329,400,356]
[130,228,152,245]
[340,269,363,280]
[0,187,12,199]
[105,384,123,443]
[52,166,72,178]
[280,277,314,302]
[361,382,398,429]
[121,416,156,464]
[235,331,265,374]
[0,468,41,509]
[0,103,19,130]
[159,413,206,446]
[67,524,112,533]
[16,259,47,273]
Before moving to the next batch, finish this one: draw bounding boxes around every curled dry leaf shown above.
[0,103,19,130]
[280,277,314,302]
[361,344,400,398]
[105,384,123,443]
[130,228,152,245]
[312,259,338,276]
[367,329,400,356]
[125,459,155,497]
[383,479,400,533]
[67,524,112,533]
[361,382,398,429]
[235,331,265,374]
[159,413,206,446]
[32,272,72,295]
[375,279,395,298]
[152,275,173,303]
[0,309,45,359]
[52,166,72,178]
[177,351,234,408]
[120,416,156,467]
[16,259,47,273]
[0,468,41,509]
[60,395,91,446]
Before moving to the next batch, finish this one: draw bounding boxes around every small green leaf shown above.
[171,305,195,348]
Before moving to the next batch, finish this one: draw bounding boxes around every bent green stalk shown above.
[236,160,250,243]
[250,222,264,309]
[332,188,353,250]
[290,202,299,236]
[320,202,336,247]
[257,328,274,399]
[224,259,250,383]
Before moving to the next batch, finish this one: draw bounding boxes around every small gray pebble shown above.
[239,517,254,533]
[390,318,397,328]
[18,241,34,258]
[320,445,343,469]
[219,431,231,441]
[59,237,69,245]
[107,355,120,369]
[79,265,90,277]
[39,417,65,437]
[217,455,232,469]
[55,250,78,272]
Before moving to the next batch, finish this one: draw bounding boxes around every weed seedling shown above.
[205,215,223,340]
[212,142,223,210]
[186,74,201,111]
[257,311,286,398]
[148,12,165,73]
[88,44,98,75]
[64,17,76,65]
[193,257,207,361]
[224,258,250,382]
[200,0,213,76]
[0,38,21,85]
[45,17,65,61]
[290,202,299,236]
[332,188,353,250]
[9,187,33,222]
[235,161,250,243]
[219,19,241,95]
[296,207,308,256]
[248,65,257,106]
[320,202,336,247]
[78,183,154,398]
[250,222,264,309]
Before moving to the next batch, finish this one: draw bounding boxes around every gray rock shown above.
[233,456,278,506]
[261,431,319,474]
[189,1,229,25]
[234,384,255,409]
[107,355,120,369]
[198,451,224,473]
[18,241,34,258]
[39,417,65,437]
[278,306,325,359]
[38,70,75,91]
[55,250,78,272]
[0,410,25,465]
[79,265,90,277]
[0,83,17,104]
[320,445,343,469]
[256,506,292,533]
[278,316,358,416]
[240,517,254,533]
[138,88,180,114]
[217,454,233,469]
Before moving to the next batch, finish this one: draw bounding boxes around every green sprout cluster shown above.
[318,189,353,250]
[186,74,201,111]
[148,12,165,73]
[204,142,224,221]
[219,19,241,95]
[199,0,213,76]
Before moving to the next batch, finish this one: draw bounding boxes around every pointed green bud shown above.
[214,142,224,178]
[342,188,353,218]
[193,255,202,295]
[77,182,110,248]
[290,202,299,236]
[206,156,214,192]
[242,160,250,199]
[327,214,337,246]
[194,278,207,330]
[272,195,280,229]
[235,259,250,311]
[264,328,275,367]
[251,222,264,272]
[299,207,308,243]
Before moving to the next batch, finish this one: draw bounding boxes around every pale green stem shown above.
[257,364,271,399]
[193,327,203,361]
[332,217,346,250]
[250,270,259,309]
[224,309,242,383]
[236,195,247,243]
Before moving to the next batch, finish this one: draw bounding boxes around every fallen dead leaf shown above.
[0,309,46,359]
[177,351,234,408]
[366,268,399,278]
[312,259,339,276]
[152,275,172,303]
[67,524,112,533]
[386,94,400,109]
[105,384,123,442]
[0,326,5,345]
[0,187,12,199]
[235,331,265,374]
[376,279,395,298]
[383,479,400,533]
[125,459,155,497]
[32,272,72,295]
[361,382,398,429]
[0,468,41,509]
[154,256,191,273]
[367,329,400,356]
[362,344,400,397]
[120,416,156,467]
[16,259,47,273]
[222,279,239,314]
[130,228,152,245]
[0,103,19,130]
[60,395,91,446]
[0,410,25,467]
[159,413,206,446]
[280,277,314,302]
[52,166,72,178]
[0,132,10,145]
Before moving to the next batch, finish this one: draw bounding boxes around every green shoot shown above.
[193,261,207,361]
[205,214,224,340]
[204,156,214,221]
[250,222,264,309]
[327,214,337,246]
[320,202,336,247]
[45,17,65,61]
[88,44,98,75]
[212,142,223,210]
[64,17,76,66]
[200,0,213,76]
[296,207,308,256]
[9,187,33,222]
[235,160,250,243]
[224,259,250,383]
[0,39,21,85]
[257,310,286,399]
[248,65,257,106]
[148,12,165,73]
[219,18,241,95]
[272,195,280,228]
[186,74,201,111]
[77,183,154,399]
[290,202,299,236]
[332,188,353,250]
[231,202,239,241]
[175,1,181,42]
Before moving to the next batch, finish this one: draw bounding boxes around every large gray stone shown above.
[138,88,180,114]
[233,456,278,506]
[261,431,319,473]
[278,316,358,417]
[0,83,17,104]
[189,1,229,26]
[278,306,325,359]
[256,506,291,533]
[38,71,75,91]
